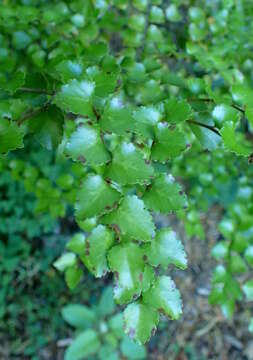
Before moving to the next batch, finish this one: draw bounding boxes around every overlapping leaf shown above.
[151,123,187,162]
[104,195,155,241]
[0,119,24,154]
[146,228,187,269]
[65,124,110,164]
[123,302,159,344]
[108,243,154,303]
[54,79,95,117]
[143,174,188,213]
[164,98,192,124]
[106,142,154,185]
[75,174,121,219]
[221,121,252,156]
[81,225,114,277]
[143,275,182,319]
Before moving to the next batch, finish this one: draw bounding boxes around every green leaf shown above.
[0,70,25,93]
[28,107,63,150]
[245,246,253,267]
[143,275,182,319]
[100,98,135,135]
[65,330,100,360]
[221,121,252,156]
[104,195,155,242]
[54,79,95,117]
[245,107,253,127]
[97,286,115,317]
[231,84,253,105]
[120,337,147,359]
[106,142,154,185]
[108,243,154,303]
[242,279,253,301]
[211,241,228,259]
[113,265,155,304]
[53,253,76,272]
[75,174,120,219]
[212,104,238,126]
[65,124,110,165]
[230,255,247,274]
[81,225,114,277]
[66,233,85,255]
[0,119,24,154]
[151,123,187,162]
[143,174,188,213]
[62,304,96,328]
[164,98,192,124]
[65,266,83,290]
[147,228,187,269]
[133,106,161,139]
[189,122,221,151]
[123,302,159,344]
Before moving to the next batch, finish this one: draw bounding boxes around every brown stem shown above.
[18,102,51,125]
[187,119,221,136]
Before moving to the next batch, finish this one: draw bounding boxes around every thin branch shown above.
[18,102,51,125]
[19,87,53,95]
[188,97,245,114]
[187,119,221,136]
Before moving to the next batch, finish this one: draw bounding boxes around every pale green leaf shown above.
[62,304,96,328]
[53,253,76,272]
[123,302,159,344]
[65,330,100,360]
[147,228,187,269]
[242,279,253,301]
